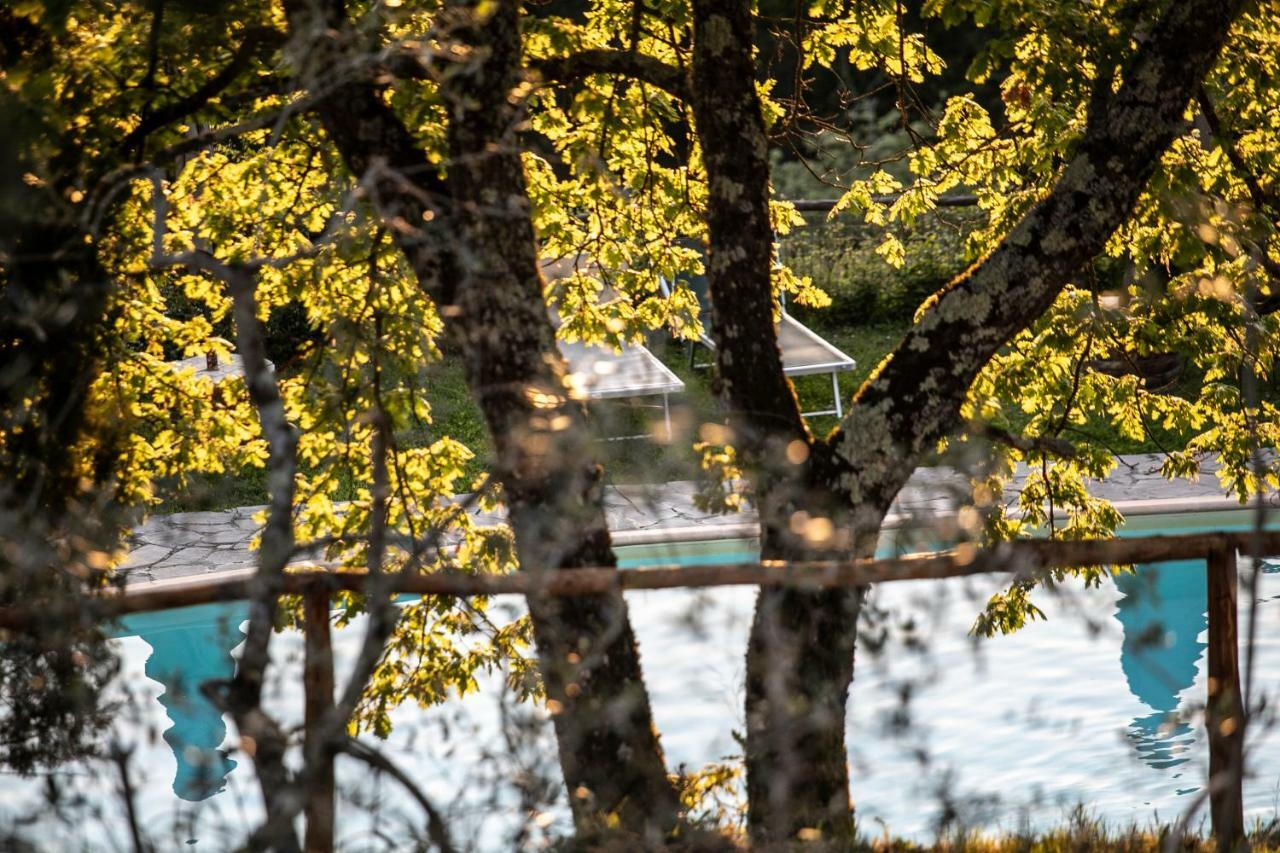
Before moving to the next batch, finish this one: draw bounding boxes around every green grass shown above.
[155,467,269,513]
[399,357,494,482]
[155,312,1222,514]
[794,317,913,436]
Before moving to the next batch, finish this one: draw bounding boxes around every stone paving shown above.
[123,454,1255,586]
[123,505,265,583]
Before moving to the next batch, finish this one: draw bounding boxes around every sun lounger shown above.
[658,266,855,417]
[542,258,686,440]
[558,338,685,440]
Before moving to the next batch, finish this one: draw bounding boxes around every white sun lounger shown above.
[542,257,686,440]
[657,274,856,418]
[559,338,685,440]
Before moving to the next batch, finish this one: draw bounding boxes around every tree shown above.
[686,0,1249,840]
[525,0,1259,840]
[2,0,1277,848]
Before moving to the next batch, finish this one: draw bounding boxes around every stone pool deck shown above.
[123,454,1263,587]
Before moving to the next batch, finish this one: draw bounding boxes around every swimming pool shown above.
[2,508,1277,848]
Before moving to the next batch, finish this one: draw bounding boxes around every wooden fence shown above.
[6,528,1272,849]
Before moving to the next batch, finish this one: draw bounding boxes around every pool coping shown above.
[609,493,1265,546]
[120,491,1266,597]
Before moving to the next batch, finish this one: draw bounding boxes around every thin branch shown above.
[110,744,151,853]
[139,0,164,96]
[974,423,1080,460]
[148,233,304,851]
[121,26,287,155]
[1196,88,1280,315]
[88,98,315,235]
[789,194,977,212]
[334,311,395,721]
[341,738,457,853]
[530,49,690,101]
[1197,86,1280,217]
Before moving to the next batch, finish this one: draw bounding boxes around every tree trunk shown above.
[687,0,867,839]
[283,0,679,838]
[690,0,1248,843]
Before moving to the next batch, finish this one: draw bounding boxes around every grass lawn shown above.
[157,312,1209,513]
[156,320,911,512]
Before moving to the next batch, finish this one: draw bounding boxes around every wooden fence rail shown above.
[7,528,1276,624]
[2,528,1269,849]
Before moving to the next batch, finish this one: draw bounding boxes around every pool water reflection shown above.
[3,512,1278,846]
[1115,561,1205,773]
[120,561,1244,815]
[118,603,248,801]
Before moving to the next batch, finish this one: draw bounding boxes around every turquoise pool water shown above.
[2,509,1278,847]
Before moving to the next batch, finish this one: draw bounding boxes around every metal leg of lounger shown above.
[663,392,672,441]
[831,372,843,419]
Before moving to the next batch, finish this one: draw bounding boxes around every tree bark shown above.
[684,0,861,840]
[691,0,1247,843]
[688,0,869,840]
[283,0,679,838]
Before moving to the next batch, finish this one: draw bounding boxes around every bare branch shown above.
[223,261,303,853]
[789,193,978,212]
[530,49,690,101]
[340,738,457,853]
[973,424,1080,460]
[109,744,151,853]
[121,26,287,155]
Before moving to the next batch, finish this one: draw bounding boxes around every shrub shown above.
[160,281,320,372]
[781,209,983,326]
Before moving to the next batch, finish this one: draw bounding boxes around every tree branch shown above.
[1197,86,1280,218]
[1195,86,1280,316]
[530,48,690,100]
[222,261,302,853]
[89,98,314,235]
[340,738,457,853]
[974,424,1079,460]
[153,233,302,850]
[121,26,286,155]
[789,194,977,212]
[828,0,1248,515]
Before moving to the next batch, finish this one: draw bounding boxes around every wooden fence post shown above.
[303,589,336,852]
[1206,545,1244,850]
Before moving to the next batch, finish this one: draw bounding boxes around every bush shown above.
[160,281,320,372]
[781,209,983,326]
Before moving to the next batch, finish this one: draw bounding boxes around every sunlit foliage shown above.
[2,0,1278,797]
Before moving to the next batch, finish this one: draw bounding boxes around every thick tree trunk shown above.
[689,0,1247,843]
[435,0,679,837]
[687,0,866,840]
[283,0,679,837]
